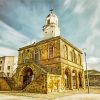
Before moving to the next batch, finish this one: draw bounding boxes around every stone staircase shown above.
[2,62,48,92]
[4,77,18,90]
[23,74,46,93]
[22,63,48,93]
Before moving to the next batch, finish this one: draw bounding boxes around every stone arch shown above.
[78,71,82,88]
[72,69,77,89]
[19,66,34,89]
[65,68,71,89]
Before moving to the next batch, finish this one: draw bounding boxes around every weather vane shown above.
[50,9,54,13]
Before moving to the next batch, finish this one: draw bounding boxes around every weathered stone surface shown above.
[12,36,85,93]
[0,11,86,93]
[0,78,11,91]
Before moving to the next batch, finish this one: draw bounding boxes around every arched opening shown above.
[72,50,76,63]
[65,68,70,89]
[22,67,34,88]
[34,48,39,63]
[70,51,73,61]
[78,54,81,65]
[48,45,53,58]
[75,55,77,64]
[72,70,77,89]
[47,19,50,24]
[64,45,68,59]
[78,72,82,88]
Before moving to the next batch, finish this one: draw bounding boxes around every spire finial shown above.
[50,9,54,14]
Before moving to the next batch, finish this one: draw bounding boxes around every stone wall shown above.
[13,36,85,93]
[13,63,48,93]
[18,37,60,65]
[0,77,11,91]
[24,74,47,93]
[85,75,100,88]
[47,74,62,93]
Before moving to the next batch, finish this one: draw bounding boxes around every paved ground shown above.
[0,94,38,100]
[0,88,99,100]
[0,94,100,100]
[55,94,100,100]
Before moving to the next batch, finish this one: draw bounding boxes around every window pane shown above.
[7,73,10,77]
[8,66,10,70]
[49,46,53,58]
[0,66,1,70]
[34,49,38,63]
[0,61,2,64]
[47,19,50,24]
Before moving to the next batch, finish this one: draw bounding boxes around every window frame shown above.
[78,54,81,65]
[0,61,2,64]
[0,66,1,70]
[47,19,50,24]
[7,72,10,77]
[34,48,39,63]
[7,66,10,70]
[48,45,53,59]
[65,45,68,59]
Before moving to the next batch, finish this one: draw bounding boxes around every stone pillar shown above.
[82,71,85,89]
[57,77,62,92]
[61,67,65,90]
[76,72,79,89]
[69,72,73,90]
[18,75,23,89]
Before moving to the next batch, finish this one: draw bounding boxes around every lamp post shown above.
[83,48,90,94]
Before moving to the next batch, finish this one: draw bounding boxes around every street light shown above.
[83,48,90,94]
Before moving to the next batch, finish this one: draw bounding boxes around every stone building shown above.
[0,56,17,77]
[85,70,100,88]
[12,10,85,93]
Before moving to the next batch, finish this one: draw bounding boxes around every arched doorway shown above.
[65,68,70,89]
[22,67,33,88]
[78,72,82,88]
[72,70,77,89]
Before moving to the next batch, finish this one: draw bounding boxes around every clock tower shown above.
[43,9,60,39]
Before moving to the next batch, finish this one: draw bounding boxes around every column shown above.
[82,71,85,89]
[69,72,73,90]
[76,72,79,89]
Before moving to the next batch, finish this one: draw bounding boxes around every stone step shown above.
[3,77,18,90]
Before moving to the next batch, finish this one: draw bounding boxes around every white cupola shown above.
[43,9,60,39]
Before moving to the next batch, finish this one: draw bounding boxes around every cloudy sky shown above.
[0,0,100,71]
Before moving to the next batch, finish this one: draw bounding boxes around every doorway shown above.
[65,68,70,89]
[22,67,33,88]
[72,70,77,89]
